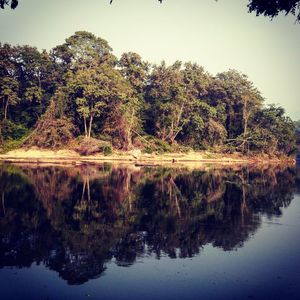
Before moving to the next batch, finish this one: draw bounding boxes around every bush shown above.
[142,136,173,154]
[0,120,29,140]
[1,138,27,154]
[25,117,76,149]
[74,137,112,156]
[25,101,76,149]
[103,145,113,156]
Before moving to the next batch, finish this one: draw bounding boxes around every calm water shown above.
[0,163,300,300]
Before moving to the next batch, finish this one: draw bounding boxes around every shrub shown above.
[25,117,76,149]
[103,145,112,156]
[0,120,29,140]
[74,137,112,156]
[142,136,173,154]
[1,138,27,153]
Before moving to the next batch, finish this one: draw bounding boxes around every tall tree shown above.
[119,52,149,145]
[66,66,107,138]
[51,31,116,73]
[180,62,226,148]
[0,76,19,120]
[119,52,149,96]
[250,105,297,155]
[214,70,263,146]
[66,63,139,148]
[146,61,190,144]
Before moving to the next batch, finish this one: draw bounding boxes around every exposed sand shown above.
[0,148,295,166]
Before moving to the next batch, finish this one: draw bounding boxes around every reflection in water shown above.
[0,163,296,285]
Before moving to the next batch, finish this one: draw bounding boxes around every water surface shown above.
[0,163,299,299]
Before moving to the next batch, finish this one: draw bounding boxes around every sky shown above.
[0,0,299,120]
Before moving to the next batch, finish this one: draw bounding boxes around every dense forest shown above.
[0,31,297,156]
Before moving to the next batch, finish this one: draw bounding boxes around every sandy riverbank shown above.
[0,148,296,166]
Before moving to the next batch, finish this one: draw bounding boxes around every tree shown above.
[13,46,55,125]
[214,70,263,146]
[99,65,141,150]
[0,43,58,127]
[248,0,300,22]
[51,32,117,139]
[0,76,19,120]
[66,63,139,149]
[180,62,226,148]
[146,61,190,144]
[66,66,107,138]
[104,88,141,150]
[0,43,16,78]
[119,52,149,96]
[182,101,226,149]
[249,105,297,155]
[51,31,116,73]
[119,52,149,147]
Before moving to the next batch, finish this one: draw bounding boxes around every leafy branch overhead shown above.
[1,0,299,22]
[0,0,18,9]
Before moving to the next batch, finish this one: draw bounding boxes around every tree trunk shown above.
[0,123,3,145]
[83,116,88,137]
[125,127,132,150]
[242,97,249,153]
[88,114,93,138]
[4,98,8,120]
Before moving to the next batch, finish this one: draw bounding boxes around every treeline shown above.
[0,31,297,155]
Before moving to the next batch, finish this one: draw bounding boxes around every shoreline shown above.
[0,148,296,166]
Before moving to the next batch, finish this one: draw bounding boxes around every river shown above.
[0,163,299,300]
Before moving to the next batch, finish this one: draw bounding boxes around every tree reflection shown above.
[0,163,296,284]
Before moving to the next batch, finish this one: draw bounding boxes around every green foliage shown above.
[1,138,25,153]
[74,136,112,156]
[119,52,149,95]
[214,70,263,138]
[25,101,76,149]
[0,119,29,140]
[142,136,173,154]
[0,76,20,120]
[251,105,297,155]
[0,119,29,153]
[146,61,190,143]
[0,33,297,157]
[51,31,116,71]
[103,144,113,156]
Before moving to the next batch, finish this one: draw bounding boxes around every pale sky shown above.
[0,0,299,120]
